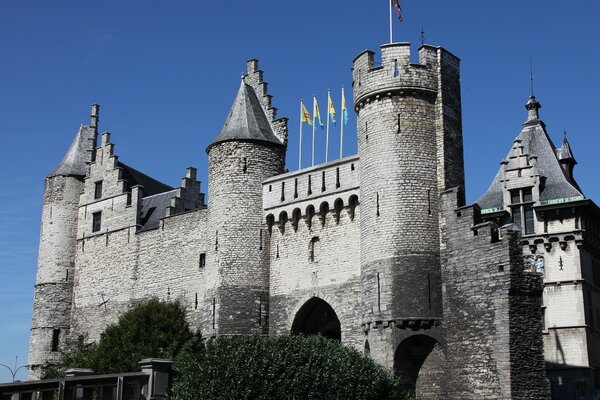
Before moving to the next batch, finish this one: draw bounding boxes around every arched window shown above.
[348,194,359,221]
[319,202,329,227]
[278,211,288,234]
[292,208,302,232]
[305,205,315,229]
[334,198,344,224]
[266,214,275,234]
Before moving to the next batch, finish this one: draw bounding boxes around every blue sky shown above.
[1,1,598,381]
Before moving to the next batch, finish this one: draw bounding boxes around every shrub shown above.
[171,335,403,400]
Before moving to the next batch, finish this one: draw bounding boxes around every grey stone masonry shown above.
[440,187,550,399]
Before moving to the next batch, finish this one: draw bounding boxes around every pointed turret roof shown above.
[48,124,96,178]
[207,80,283,152]
[478,97,583,209]
[556,134,576,163]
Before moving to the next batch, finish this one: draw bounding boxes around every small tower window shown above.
[199,253,206,268]
[92,212,102,232]
[309,236,320,262]
[94,181,103,199]
[51,329,60,351]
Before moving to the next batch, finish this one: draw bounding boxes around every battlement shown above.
[263,156,359,210]
[352,43,459,108]
[243,59,288,145]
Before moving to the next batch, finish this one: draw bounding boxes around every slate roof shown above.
[48,125,96,178]
[138,190,177,232]
[117,162,173,196]
[478,97,583,210]
[556,136,576,162]
[208,80,283,151]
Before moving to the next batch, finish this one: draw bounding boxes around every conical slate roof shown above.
[208,80,282,151]
[48,124,96,178]
[478,97,583,209]
[556,135,576,162]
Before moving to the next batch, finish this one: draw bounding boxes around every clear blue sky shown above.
[1,1,598,381]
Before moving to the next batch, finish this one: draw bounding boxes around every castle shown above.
[28,41,600,399]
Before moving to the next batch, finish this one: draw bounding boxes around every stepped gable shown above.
[478,96,584,209]
[48,124,96,178]
[207,80,283,152]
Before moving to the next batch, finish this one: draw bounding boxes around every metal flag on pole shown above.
[325,90,330,162]
[300,100,312,170]
[340,86,348,159]
[389,0,403,43]
[312,95,317,166]
[299,100,303,170]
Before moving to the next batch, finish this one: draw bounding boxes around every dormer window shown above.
[94,181,103,200]
[510,188,534,234]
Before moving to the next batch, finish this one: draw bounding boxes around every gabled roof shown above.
[478,96,583,210]
[48,124,96,178]
[138,190,177,232]
[117,162,173,196]
[207,80,283,152]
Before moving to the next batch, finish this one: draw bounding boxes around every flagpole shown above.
[326,90,330,163]
[299,100,303,170]
[312,95,316,167]
[389,0,393,44]
[340,86,344,159]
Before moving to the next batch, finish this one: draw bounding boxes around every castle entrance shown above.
[394,335,445,396]
[291,297,341,341]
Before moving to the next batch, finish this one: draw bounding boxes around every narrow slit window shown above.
[199,253,206,268]
[294,178,298,199]
[307,175,312,195]
[336,168,340,188]
[281,181,285,202]
[321,171,326,192]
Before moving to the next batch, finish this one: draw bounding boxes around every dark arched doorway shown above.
[291,297,341,341]
[394,335,445,397]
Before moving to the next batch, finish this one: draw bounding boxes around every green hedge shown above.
[171,335,406,400]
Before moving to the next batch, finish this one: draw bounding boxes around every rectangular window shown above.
[523,187,533,202]
[510,187,535,235]
[51,329,60,351]
[510,190,521,204]
[92,212,102,232]
[512,207,522,230]
[94,181,103,200]
[199,253,206,268]
[524,205,535,234]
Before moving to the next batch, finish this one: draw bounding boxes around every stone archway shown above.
[394,335,445,397]
[291,297,341,341]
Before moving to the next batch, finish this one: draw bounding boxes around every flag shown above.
[391,0,402,22]
[301,102,312,125]
[314,98,324,129]
[328,93,337,125]
[341,88,349,125]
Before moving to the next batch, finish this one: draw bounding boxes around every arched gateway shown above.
[291,297,341,341]
[394,335,445,396]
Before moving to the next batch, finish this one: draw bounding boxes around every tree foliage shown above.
[43,298,198,377]
[171,335,404,400]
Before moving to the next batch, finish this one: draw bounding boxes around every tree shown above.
[171,335,405,400]
[43,298,199,377]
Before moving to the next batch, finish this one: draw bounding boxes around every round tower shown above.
[28,105,98,378]
[353,43,463,369]
[203,79,285,337]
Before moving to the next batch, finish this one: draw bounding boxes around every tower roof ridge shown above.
[208,80,282,152]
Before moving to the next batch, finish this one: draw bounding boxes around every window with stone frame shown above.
[51,329,60,351]
[92,212,102,232]
[510,187,535,234]
[94,180,103,199]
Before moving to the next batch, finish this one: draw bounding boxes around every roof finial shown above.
[529,57,535,98]
[420,19,425,45]
[564,129,567,138]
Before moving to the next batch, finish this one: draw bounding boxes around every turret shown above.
[203,63,287,337]
[557,133,577,184]
[353,43,463,370]
[28,105,99,378]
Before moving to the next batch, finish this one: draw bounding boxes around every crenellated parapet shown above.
[352,43,455,108]
[244,59,288,146]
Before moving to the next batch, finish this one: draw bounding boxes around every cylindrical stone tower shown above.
[353,43,463,370]
[203,80,285,337]
[28,105,98,378]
